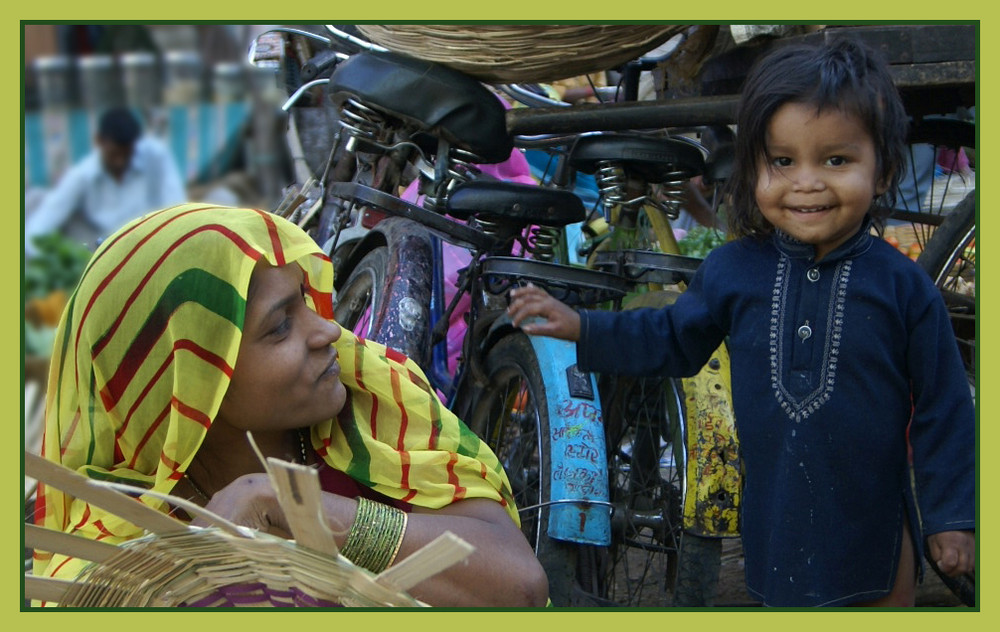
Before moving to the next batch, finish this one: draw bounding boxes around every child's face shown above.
[755,102,887,261]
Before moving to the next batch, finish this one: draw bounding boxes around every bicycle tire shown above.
[916,190,976,387]
[333,246,388,340]
[888,117,975,255]
[465,333,582,606]
[586,291,722,607]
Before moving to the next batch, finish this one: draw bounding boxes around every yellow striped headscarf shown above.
[34,204,517,583]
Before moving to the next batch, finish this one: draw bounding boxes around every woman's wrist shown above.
[339,496,408,573]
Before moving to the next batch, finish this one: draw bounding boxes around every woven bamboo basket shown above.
[356,25,689,83]
[25,450,473,607]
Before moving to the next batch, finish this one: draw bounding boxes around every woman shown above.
[33,203,548,607]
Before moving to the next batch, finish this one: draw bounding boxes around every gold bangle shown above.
[340,497,407,574]
[385,511,408,568]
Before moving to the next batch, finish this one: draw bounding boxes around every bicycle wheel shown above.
[333,246,387,339]
[593,369,722,607]
[917,190,976,387]
[465,333,582,606]
[888,117,975,256]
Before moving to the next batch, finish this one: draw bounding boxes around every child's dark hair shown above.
[726,38,908,238]
[97,107,142,147]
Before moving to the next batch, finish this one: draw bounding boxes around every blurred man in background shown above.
[24,107,186,257]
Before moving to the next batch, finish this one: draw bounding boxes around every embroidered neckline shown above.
[769,256,853,422]
[772,216,874,262]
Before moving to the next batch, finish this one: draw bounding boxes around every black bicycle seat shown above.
[703,143,734,184]
[327,51,513,163]
[568,133,705,183]
[446,180,586,227]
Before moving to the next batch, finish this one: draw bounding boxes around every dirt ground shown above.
[713,538,967,607]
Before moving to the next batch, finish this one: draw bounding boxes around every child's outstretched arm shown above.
[507,284,580,340]
[927,530,975,577]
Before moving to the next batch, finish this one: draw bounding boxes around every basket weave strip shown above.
[58,528,425,607]
[356,25,688,83]
[29,454,474,607]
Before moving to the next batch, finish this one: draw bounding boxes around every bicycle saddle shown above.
[446,180,586,227]
[327,51,513,163]
[568,133,705,183]
[703,143,734,185]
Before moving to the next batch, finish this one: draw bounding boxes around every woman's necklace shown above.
[185,473,212,504]
[185,430,310,503]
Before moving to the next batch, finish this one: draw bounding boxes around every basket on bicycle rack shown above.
[355,25,689,83]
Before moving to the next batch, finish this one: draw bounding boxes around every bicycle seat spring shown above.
[527,225,560,262]
[595,159,691,221]
[654,168,691,221]
[338,98,387,151]
[423,147,485,213]
[595,160,628,216]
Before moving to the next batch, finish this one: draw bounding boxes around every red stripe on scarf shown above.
[72,504,92,531]
[398,450,411,496]
[352,340,380,438]
[369,395,380,438]
[84,205,215,272]
[384,346,408,365]
[59,411,82,457]
[114,339,232,442]
[33,483,47,523]
[446,453,467,502]
[160,451,182,472]
[171,397,212,429]
[316,437,331,458]
[260,212,286,266]
[89,224,259,360]
[93,520,115,538]
[128,405,172,469]
[75,207,221,370]
[46,556,76,585]
[390,368,409,451]
[302,267,334,319]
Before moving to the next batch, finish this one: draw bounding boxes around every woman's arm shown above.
[199,474,548,607]
[401,498,548,606]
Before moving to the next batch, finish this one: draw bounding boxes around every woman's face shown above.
[215,262,347,433]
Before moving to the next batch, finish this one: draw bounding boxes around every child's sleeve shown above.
[906,281,976,536]
[575,252,727,377]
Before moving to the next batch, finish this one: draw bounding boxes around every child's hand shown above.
[507,283,581,341]
[927,530,975,576]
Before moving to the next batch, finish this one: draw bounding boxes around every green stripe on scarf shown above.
[342,341,373,485]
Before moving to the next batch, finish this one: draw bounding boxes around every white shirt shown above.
[24,135,186,256]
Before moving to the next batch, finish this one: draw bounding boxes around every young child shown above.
[507,39,975,607]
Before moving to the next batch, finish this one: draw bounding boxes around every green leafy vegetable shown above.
[677,227,726,259]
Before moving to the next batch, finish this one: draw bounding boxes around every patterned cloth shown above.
[34,203,517,585]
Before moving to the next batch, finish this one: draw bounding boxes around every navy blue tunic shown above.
[576,222,974,606]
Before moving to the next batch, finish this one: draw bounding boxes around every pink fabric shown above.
[936,147,970,173]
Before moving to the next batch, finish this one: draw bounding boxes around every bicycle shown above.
[251,31,638,605]
[250,23,975,607]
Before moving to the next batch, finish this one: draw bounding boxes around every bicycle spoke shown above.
[600,375,684,606]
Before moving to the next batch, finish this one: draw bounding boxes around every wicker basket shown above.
[57,528,425,607]
[356,25,689,83]
[25,451,474,608]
